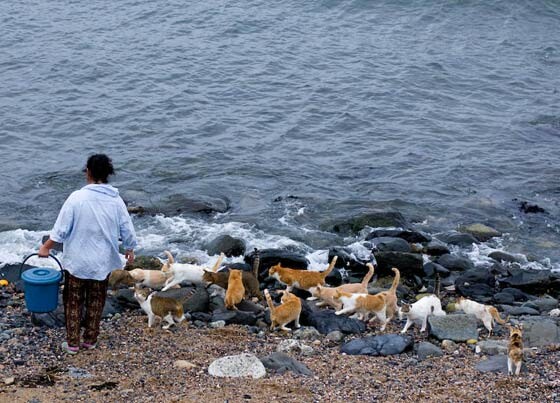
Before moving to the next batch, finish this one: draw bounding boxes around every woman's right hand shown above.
[38,245,50,257]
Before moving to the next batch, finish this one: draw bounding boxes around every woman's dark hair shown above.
[85,154,115,183]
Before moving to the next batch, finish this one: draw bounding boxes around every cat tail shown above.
[361,263,375,287]
[389,267,401,293]
[252,248,260,278]
[211,253,225,272]
[321,255,338,279]
[434,273,441,298]
[162,250,175,272]
[264,289,275,314]
[489,306,509,324]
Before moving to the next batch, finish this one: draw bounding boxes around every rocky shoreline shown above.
[1,215,560,402]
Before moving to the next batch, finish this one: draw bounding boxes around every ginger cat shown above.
[507,324,523,376]
[268,256,338,291]
[333,267,400,331]
[133,286,185,329]
[108,269,135,291]
[309,263,375,310]
[202,252,262,299]
[455,297,509,336]
[224,269,245,310]
[264,288,302,332]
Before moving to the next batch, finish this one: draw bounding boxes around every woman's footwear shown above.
[61,341,79,355]
[80,342,97,350]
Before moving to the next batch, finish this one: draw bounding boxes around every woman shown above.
[39,154,137,354]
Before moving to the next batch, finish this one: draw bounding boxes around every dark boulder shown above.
[498,268,555,294]
[328,247,370,274]
[435,231,479,247]
[300,300,365,335]
[373,252,423,277]
[488,251,524,264]
[416,342,444,361]
[142,194,230,216]
[160,286,209,313]
[476,355,527,374]
[499,305,539,316]
[244,249,308,279]
[211,308,259,326]
[498,287,533,302]
[436,254,475,272]
[424,241,450,257]
[326,211,409,235]
[368,237,411,253]
[423,262,450,278]
[340,334,413,356]
[428,314,479,341]
[455,268,496,302]
[366,229,431,243]
[205,235,246,257]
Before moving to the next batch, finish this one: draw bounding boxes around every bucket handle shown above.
[19,253,65,282]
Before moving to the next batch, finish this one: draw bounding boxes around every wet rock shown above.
[526,296,558,313]
[205,235,246,257]
[260,352,313,376]
[277,339,314,356]
[244,249,308,279]
[208,354,266,379]
[373,252,424,277]
[211,308,258,326]
[324,268,346,287]
[428,314,479,342]
[340,334,413,356]
[191,312,211,322]
[207,284,226,311]
[324,331,344,343]
[498,287,533,302]
[147,194,230,216]
[424,241,450,257]
[423,262,450,278]
[125,255,162,270]
[476,355,528,374]
[326,211,409,235]
[488,251,524,264]
[435,231,479,247]
[416,342,444,360]
[436,254,475,272]
[293,326,321,340]
[300,300,366,335]
[158,286,209,313]
[498,269,554,294]
[328,247,370,274]
[459,224,502,242]
[493,292,515,305]
[500,305,539,316]
[368,237,411,253]
[518,201,546,214]
[455,268,495,302]
[520,317,560,347]
[366,229,431,243]
[475,340,508,355]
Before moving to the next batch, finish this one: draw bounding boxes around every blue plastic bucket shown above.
[20,254,64,313]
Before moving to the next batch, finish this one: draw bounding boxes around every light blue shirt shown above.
[50,184,138,281]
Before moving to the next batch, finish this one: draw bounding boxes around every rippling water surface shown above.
[1,0,560,265]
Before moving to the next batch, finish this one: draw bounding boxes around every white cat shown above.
[400,295,446,333]
[455,296,509,336]
[161,252,223,291]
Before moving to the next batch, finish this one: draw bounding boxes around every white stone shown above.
[174,360,196,370]
[208,354,266,379]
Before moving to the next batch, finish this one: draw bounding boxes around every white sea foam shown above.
[0,229,50,268]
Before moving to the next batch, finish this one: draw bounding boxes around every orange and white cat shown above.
[133,285,185,329]
[162,252,224,291]
[333,268,400,331]
[507,324,524,376]
[455,296,509,336]
[309,263,375,310]
[264,289,302,331]
[268,256,338,291]
[224,269,245,310]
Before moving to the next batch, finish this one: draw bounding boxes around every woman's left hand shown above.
[125,250,134,264]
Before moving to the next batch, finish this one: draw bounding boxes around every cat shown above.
[202,270,262,299]
[309,263,375,310]
[224,269,245,310]
[268,255,338,291]
[264,288,302,332]
[400,295,446,333]
[507,324,523,376]
[161,252,224,291]
[129,268,172,289]
[108,269,135,291]
[455,296,509,336]
[333,267,400,331]
[133,285,185,329]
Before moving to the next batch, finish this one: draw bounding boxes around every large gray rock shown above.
[416,342,444,360]
[436,254,475,272]
[423,262,450,278]
[500,305,539,316]
[300,300,365,335]
[488,251,524,264]
[498,269,555,294]
[428,314,479,342]
[205,235,246,257]
[327,211,409,235]
[373,251,424,277]
[260,352,313,376]
[340,334,413,356]
[368,237,411,253]
[521,317,560,347]
[459,224,502,242]
[475,340,508,355]
[211,308,258,326]
[208,354,266,379]
[524,296,558,313]
[424,241,450,257]
[455,268,496,302]
[436,231,479,247]
[159,286,209,313]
